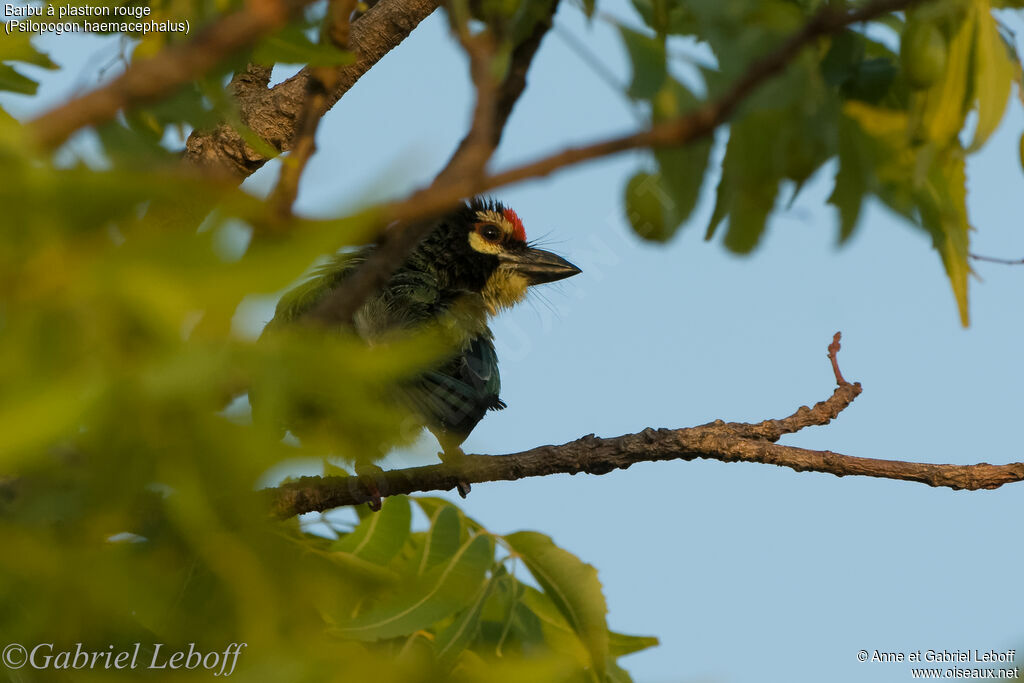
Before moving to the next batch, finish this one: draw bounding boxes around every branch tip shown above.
[827,331,847,386]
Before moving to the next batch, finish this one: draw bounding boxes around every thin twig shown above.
[970,253,1024,265]
[266,333,1022,517]
[185,0,441,180]
[305,0,927,326]
[435,4,499,184]
[307,0,560,324]
[828,331,847,385]
[268,0,359,219]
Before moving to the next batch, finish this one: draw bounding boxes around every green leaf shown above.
[821,30,867,88]
[707,60,833,252]
[608,630,660,657]
[842,101,917,219]
[607,659,637,683]
[915,150,972,326]
[0,33,56,69]
[685,0,803,77]
[330,532,494,641]
[617,26,666,100]
[704,154,732,241]
[434,574,497,667]
[527,583,658,658]
[252,25,353,67]
[505,531,609,678]
[332,495,411,565]
[969,0,1015,150]
[916,7,974,144]
[713,111,785,253]
[652,80,712,232]
[829,115,870,242]
[0,64,37,95]
[323,459,350,477]
[96,121,177,169]
[415,496,485,535]
[0,376,95,469]
[841,57,898,104]
[414,504,462,577]
[631,0,694,35]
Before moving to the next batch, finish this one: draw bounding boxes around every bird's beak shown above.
[501,247,582,286]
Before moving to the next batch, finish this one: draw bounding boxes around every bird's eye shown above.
[479,224,502,243]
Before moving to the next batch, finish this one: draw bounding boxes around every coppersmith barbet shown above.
[260,198,581,500]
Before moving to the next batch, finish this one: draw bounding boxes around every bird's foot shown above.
[438,447,471,499]
[354,463,385,512]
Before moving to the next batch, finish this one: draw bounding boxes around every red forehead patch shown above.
[503,208,526,242]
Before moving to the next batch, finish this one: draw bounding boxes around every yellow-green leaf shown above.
[505,531,609,678]
[917,8,974,144]
[915,151,972,326]
[330,532,494,641]
[332,495,411,565]
[969,0,1015,150]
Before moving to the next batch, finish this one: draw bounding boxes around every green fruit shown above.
[1019,132,1024,173]
[901,22,947,89]
[624,172,673,243]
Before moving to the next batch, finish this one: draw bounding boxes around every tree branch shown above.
[307,1,559,324]
[184,0,441,180]
[269,0,359,218]
[30,0,320,151]
[302,0,925,327]
[267,333,1024,518]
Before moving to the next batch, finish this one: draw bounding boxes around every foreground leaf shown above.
[332,495,411,566]
[331,533,494,641]
[505,532,609,677]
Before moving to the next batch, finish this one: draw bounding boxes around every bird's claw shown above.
[355,463,385,512]
[437,449,471,498]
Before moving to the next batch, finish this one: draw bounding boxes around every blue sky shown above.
[9,2,1024,682]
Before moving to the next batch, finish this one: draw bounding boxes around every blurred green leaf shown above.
[434,574,496,667]
[829,115,870,243]
[505,531,609,678]
[841,57,898,104]
[821,30,866,88]
[332,495,412,565]
[969,0,1016,150]
[330,532,494,641]
[631,0,693,34]
[0,32,56,69]
[0,63,37,94]
[414,503,462,577]
[253,25,354,66]
[609,629,660,657]
[705,111,782,253]
[915,150,972,326]
[618,26,666,100]
[652,79,712,232]
[915,7,973,145]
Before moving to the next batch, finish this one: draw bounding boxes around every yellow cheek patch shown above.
[468,231,503,255]
[482,268,529,315]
